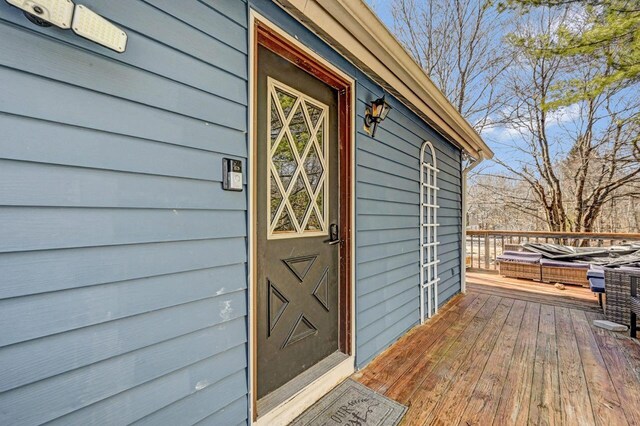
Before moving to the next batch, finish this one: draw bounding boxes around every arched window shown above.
[420,141,440,324]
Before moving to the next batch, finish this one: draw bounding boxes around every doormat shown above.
[289,379,407,426]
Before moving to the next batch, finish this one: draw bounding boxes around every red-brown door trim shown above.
[252,19,354,418]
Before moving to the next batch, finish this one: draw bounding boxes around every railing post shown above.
[484,233,491,269]
[493,237,497,270]
[470,235,474,269]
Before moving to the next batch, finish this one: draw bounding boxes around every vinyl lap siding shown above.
[355,79,463,367]
[2,0,466,419]
[247,0,464,371]
[0,1,249,425]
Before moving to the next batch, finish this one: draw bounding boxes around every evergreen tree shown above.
[498,0,640,109]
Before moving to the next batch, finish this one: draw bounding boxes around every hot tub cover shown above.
[497,251,542,265]
[540,258,591,269]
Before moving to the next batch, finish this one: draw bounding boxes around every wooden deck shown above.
[354,272,640,425]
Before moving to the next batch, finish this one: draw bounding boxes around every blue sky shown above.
[366,0,394,26]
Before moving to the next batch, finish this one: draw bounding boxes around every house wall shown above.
[355,82,463,366]
[0,1,250,425]
[0,0,462,424]
[249,0,463,368]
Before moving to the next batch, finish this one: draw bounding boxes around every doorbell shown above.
[223,158,243,192]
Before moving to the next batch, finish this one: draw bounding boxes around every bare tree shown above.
[469,175,640,233]
[490,9,640,232]
[468,174,543,230]
[386,0,640,233]
[390,0,512,132]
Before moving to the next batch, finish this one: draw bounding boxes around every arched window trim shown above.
[420,141,440,324]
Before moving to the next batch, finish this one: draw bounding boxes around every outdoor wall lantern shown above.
[5,0,128,53]
[364,95,391,138]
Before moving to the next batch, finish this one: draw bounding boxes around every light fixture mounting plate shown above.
[6,0,74,29]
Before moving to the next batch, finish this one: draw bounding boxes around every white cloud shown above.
[481,103,580,142]
[548,103,580,126]
[481,120,529,142]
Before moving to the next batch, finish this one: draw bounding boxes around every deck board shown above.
[458,299,526,425]
[384,294,492,402]
[570,309,627,426]
[396,296,505,425]
[493,302,540,425]
[555,306,595,425]
[528,303,562,426]
[358,293,479,393]
[585,311,640,425]
[466,271,599,310]
[423,298,515,425]
[353,272,640,426]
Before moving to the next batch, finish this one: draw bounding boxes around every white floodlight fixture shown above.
[5,0,74,29]
[72,4,127,53]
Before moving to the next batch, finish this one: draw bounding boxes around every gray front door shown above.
[256,46,340,399]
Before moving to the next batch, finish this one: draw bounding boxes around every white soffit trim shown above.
[275,0,494,159]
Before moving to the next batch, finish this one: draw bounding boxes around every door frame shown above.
[248,10,356,425]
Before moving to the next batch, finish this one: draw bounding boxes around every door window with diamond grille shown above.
[267,78,329,238]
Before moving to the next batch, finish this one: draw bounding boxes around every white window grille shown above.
[266,77,329,239]
[420,141,440,324]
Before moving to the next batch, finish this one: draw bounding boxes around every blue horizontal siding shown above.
[0,115,247,180]
[0,300,247,394]
[1,0,464,423]
[0,22,246,126]
[0,67,245,156]
[354,80,462,367]
[0,1,249,425]
[0,267,246,349]
[0,238,247,299]
[0,161,246,210]
[195,395,249,426]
